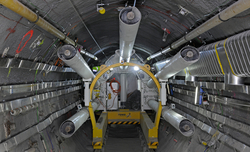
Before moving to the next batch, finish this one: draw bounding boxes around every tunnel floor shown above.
[104,124,144,152]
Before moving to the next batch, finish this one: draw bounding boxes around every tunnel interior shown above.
[0,0,250,152]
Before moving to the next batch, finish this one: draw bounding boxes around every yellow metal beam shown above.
[108,110,140,120]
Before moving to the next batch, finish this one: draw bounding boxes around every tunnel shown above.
[0,0,250,152]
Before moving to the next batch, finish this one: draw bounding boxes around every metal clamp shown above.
[30,13,40,23]
[218,14,229,22]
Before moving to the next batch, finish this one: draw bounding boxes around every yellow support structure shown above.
[88,62,162,149]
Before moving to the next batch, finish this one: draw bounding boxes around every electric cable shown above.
[41,39,59,62]
[108,94,118,109]
[26,0,66,31]
[107,79,121,109]
[190,0,234,29]
[110,79,121,94]
[97,97,106,108]
[46,128,55,151]
[204,147,209,152]
[67,0,108,59]
[142,5,190,30]
[36,107,50,152]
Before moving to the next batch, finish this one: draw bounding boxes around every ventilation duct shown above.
[186,29,250,81]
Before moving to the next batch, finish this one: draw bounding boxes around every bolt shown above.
[65,126,71,133]
[186,51,194,57]
[64,50,71,56]
[183,124,190,131]
[127,11,135,20]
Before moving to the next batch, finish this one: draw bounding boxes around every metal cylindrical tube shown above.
[120,74,127,103]
[0,0,75,46]
[137,79,141,91]
[0,0,99,61]
[147,46,199,88]
[91,99,101,111]
[161,106,195,137]
[147,0,250,60]
[59,108,89,138]
[59,100,100,138]
[224,73,244,85]
[58,45,94,78]
[154,58,172,72]
[148,100,195,137]
[119,7,141,63]
[148,100,159,112]
[58,45,100,87]
[80,48,98,60]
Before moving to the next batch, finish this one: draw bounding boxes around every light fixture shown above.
[178,6,192,16]
[110,68,114,71]
[134,66,139,71]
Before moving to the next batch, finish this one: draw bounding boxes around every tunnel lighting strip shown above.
[172,108,250,152]
[0,100,81,151]
[172,87,250,109]
[0,79,81,95]
[0,86,81,112]
[0,58,76,73]
[169,79,250,95]
[168,96,250,137]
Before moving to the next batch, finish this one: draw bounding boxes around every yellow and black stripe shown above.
[150,142,159,146]
[108,121,140,125]
[93,141,102,146]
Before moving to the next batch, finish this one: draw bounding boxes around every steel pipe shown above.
[224,73,244,85]
[0,0,75,45]
[148,100,195,137]
[147,46,199,88]
[0,0,98,60]
[80,48,98,60]
[120,74,127,105]
[119,7,141,63]
[59,100,100,138]
[58,45,100,87]
[58,45,95,79]
[147,0,250,60]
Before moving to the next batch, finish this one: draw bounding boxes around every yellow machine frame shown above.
[89,62,162,149]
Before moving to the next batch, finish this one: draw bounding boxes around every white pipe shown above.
[147,0,250,60]
[148,100,195,137]
[147,46,199,88]
[58,45,95,79]
[79,48,98,60]
[58,45,100,87]
[120,74,127,103]
[59,100,100,138]
[119,7,141,63]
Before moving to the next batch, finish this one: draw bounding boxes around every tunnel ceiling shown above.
[1,0,250,65]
